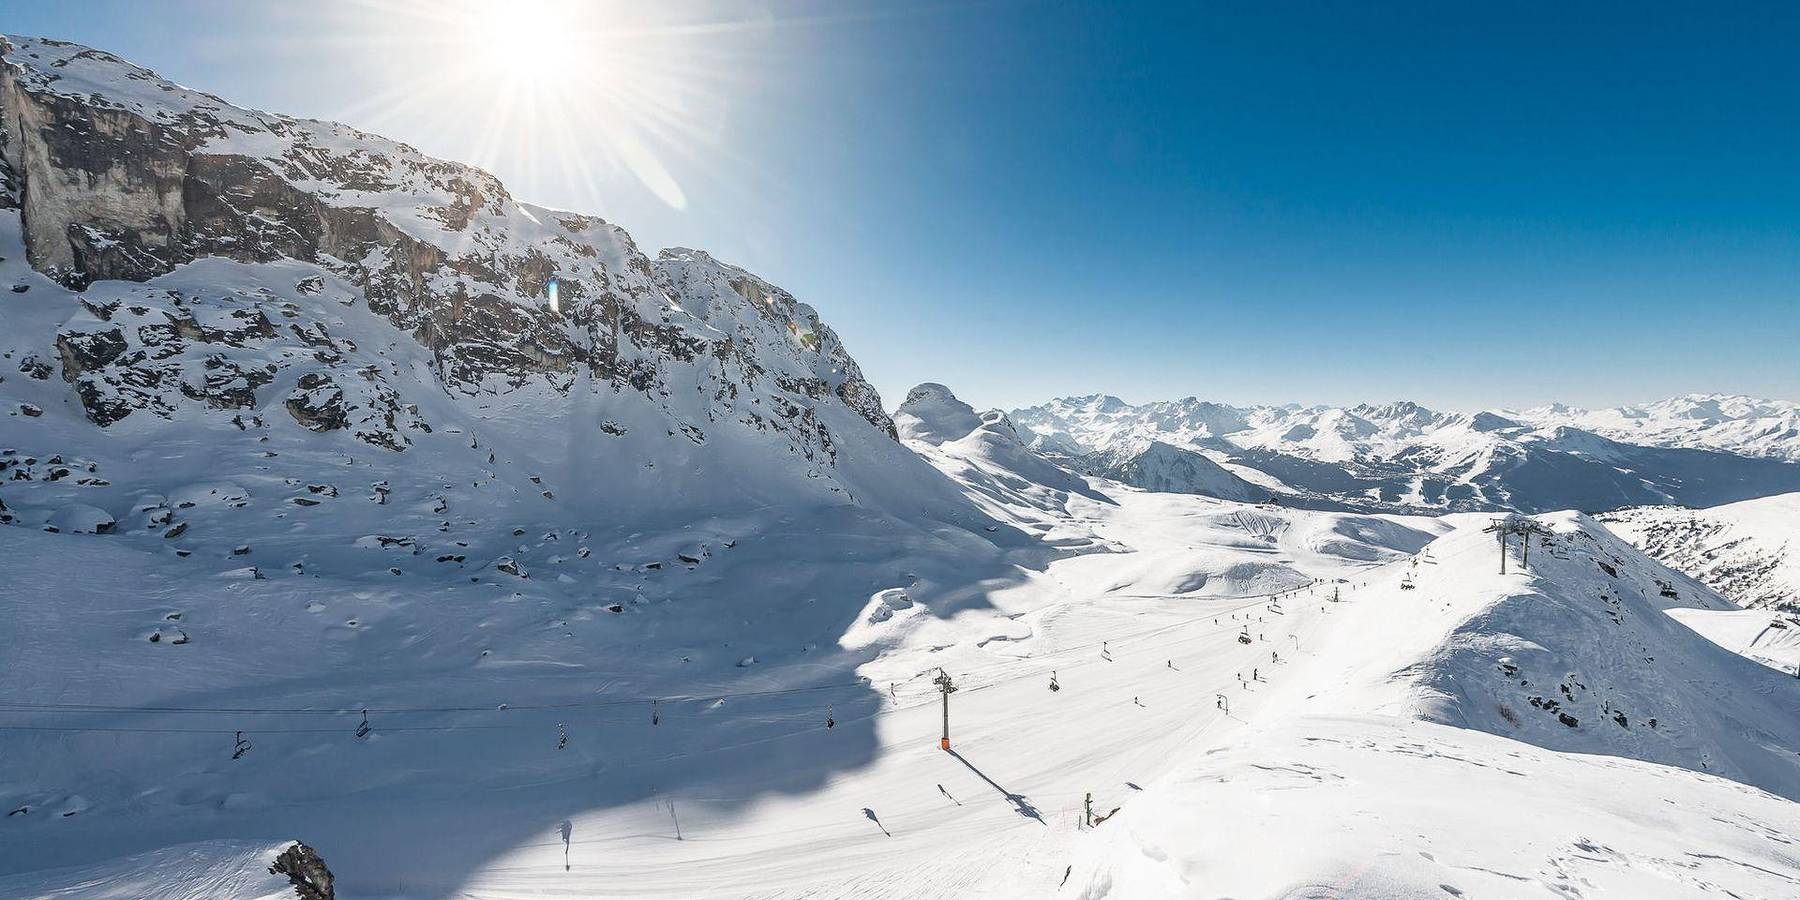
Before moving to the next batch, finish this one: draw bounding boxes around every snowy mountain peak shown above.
[1350,399,1440,426]
[893,382,984,445]
[1466,410,1522,432]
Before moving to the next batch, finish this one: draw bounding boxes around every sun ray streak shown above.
[266,0,810,216]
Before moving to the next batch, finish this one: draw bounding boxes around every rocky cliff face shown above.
[0,35,892,459]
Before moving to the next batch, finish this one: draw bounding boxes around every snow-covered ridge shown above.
[1059,512,1800,898]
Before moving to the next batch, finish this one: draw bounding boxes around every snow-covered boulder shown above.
[46,503,113,534]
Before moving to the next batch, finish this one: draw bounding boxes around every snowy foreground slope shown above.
[1602,493,1800,613]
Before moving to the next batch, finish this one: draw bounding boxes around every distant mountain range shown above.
[1010,394,1800,513]
[1523,395,1800,463]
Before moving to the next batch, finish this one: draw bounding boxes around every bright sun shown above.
[469,0,586,88]
[336,0,744,211]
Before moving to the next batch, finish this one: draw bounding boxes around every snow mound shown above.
[1063,717,1800,900]
[45,503,114,534]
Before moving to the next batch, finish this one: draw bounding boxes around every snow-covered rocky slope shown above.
[0,34,923,509]
[1013,394,1800,513]
[0,34,1025,895]
[1602,493,1800,613]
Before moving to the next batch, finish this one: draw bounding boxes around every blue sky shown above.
[9,1,1797,412]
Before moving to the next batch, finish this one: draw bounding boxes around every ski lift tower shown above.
[1514,517,1553,569]
[933,669,958,751]
[1483,518,1512,574]
[1484,515,1553,574]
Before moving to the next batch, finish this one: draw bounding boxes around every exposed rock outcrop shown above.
[268,841,333,900]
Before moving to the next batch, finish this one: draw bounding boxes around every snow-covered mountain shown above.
[1069,438,1266,502]
[1013,393,1800,513]
[0,35,1016,890]
[0,35,926,514]
[893,382,1109,524]
[1602,492,1800,612]
[1520,393,1800,463]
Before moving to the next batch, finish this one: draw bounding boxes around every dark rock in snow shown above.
[269,841,335,900]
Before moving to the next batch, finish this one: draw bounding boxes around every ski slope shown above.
[0,468,1428,897]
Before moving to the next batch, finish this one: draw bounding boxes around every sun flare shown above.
[468,0,586,88]
[330,0,755,211]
